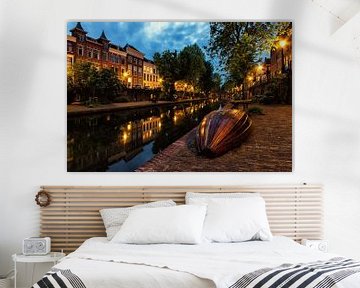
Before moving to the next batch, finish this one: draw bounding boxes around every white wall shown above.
[1,0,360,285]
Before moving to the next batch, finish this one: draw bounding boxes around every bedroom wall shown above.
[1,0,359,286]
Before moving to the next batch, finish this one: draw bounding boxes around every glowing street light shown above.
[278,38,288,73]
[279,39,287,48]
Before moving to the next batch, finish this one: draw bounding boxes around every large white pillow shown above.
[186,192,259,204]
[100,200,176,240]
[111,205,207,244]
[202,197,272,243]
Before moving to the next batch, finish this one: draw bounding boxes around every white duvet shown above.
[54,237,360,288]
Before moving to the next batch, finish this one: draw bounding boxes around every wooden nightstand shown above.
[12,252,65,288]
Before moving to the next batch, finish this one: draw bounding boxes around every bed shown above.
[33,185,360,288]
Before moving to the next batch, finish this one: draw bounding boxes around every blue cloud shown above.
[67,21,210,60]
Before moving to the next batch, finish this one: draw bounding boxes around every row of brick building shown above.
[230,29,292,102]
[247,33,292,86]
[67,22,161,89]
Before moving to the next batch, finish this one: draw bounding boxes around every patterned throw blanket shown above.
[32,268,86,288]
[32,258,360,288]
[229,258,360,288]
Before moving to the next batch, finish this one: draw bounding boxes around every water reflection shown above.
[67,101,218,172]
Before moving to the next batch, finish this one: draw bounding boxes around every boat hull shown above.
[195,109,252,157]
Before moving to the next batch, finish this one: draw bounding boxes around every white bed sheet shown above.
[54,236,360,288]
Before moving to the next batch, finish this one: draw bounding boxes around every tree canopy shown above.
[178,44,206,89]
[154,43,219,99]
[153,50,179,100]
[67,62,125,104]
[207,22,290,86]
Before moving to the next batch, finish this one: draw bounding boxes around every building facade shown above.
[124,44,144,88]
[67,22,159,89]
[143,58,160,89]
[270,35,292,76]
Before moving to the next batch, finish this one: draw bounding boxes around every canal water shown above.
[67,101,219,172]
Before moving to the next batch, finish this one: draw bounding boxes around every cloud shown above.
[142,22,172,39]
[67,21,210,60]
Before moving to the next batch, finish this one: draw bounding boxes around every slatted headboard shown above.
[39,184,323,253]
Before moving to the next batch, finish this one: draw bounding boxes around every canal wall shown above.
[67,98,207,116]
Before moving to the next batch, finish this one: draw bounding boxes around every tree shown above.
[207,22,283,85]
[96,68,123,103]
[153,50,180,100]
[69,62,125,104]
[199,61,214,96]
[212,73,222,93]
[67,73,75,104]
[71,62,98,102]
[178,44,206,91]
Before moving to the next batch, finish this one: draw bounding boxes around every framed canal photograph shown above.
[67,21,292,172]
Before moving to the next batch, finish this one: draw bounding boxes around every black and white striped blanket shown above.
[32,268,86,288]
[32,258,360,288]
[229,257,360,288]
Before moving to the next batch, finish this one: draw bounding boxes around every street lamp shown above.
[158,77,163,90]
[256,64,263,82]
[279,39,287,48]
[278,38,288,73]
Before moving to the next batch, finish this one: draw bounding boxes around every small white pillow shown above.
[100,200,176,240]
[186,192,259,204]
[111,205,207,244]
[202,197,272,243]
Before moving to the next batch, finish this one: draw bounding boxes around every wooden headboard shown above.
[39,185,323,253]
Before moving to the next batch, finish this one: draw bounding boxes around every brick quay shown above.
[136,105,292,172]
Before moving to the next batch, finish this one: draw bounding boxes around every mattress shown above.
[35,236,360,288]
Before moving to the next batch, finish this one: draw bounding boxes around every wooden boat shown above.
[195,108,252,157]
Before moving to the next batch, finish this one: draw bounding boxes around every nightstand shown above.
[12,252,65,288]
[301,239,328,252]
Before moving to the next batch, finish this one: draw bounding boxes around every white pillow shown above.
[100,200,176,240]
[111,205,207,244]
[186,192,259,204]
[202,197,272,243]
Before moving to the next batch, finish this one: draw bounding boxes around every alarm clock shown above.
[23,237,51,255]
[301,239,328,252]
